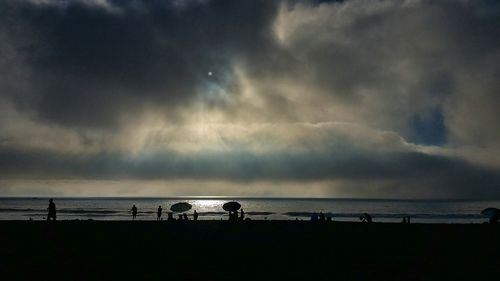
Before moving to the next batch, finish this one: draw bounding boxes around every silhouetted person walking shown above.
[131,205,138,220]
[157,205,162,221]
[193,210,198,221]
[47,198,56,221]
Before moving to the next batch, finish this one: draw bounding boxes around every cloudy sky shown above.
[1,0,500,198]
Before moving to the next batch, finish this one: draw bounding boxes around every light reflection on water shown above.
[0,197,498,223]
[189,199,225,210]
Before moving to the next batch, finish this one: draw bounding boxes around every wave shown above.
[59,209,120,214]
[0,208,124,215]
[283,212,484,219]
[0,208,40,212]
[191,211,275,216]
[246,212,275,216]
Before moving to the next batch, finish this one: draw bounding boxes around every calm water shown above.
[0,197,498,223]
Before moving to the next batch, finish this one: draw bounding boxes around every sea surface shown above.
[0,197,498,223]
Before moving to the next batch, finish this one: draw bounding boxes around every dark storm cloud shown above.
[1,144,500,199]
[0,0,281,128]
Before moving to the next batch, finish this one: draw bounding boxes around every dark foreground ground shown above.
[1,221,499,281]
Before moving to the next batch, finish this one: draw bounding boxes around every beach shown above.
[1,221,499,280]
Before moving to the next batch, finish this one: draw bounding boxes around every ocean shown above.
[0,197,497,223]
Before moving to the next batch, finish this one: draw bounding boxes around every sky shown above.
[1,0,500,198]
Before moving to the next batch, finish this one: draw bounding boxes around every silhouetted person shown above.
[490,212,500,224]
[240,209,245,221]
[167,212,174,221]
[183,213,189,221]
[228,211,238,222]
[131,205,138,220]
[319,212,325,221]
[47,199,56,221]
[402,217,407,223]
[360,213,372,223]
[407,216,411,224]
[193,210,199,221]
[178,214,183,221]
[311,212,318,221]
[157,206,162,221]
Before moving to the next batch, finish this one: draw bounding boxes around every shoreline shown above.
[0,219,492,224]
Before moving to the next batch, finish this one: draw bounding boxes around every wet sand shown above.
[1,221,499,280]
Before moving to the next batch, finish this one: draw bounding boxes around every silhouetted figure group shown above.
[228,209,245,222]
[164,211,197,221]
[401,216,411,223]
[311,212,331,222]
[311,212,318,221]
[47,199,56,221]
[129,205,199,221]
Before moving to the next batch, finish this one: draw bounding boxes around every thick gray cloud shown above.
[1,0,500,198]
[0,0,281,128]
[2,141,500,199]
[274,0,500,143]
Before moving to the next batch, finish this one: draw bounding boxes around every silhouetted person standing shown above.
[47,198,56,221]
[132,205,138,220]
[240,209,245,221]
[157,206,162,221]
[193,210,199,221]
[319,212,325,221]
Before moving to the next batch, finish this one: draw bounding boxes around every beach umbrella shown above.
[223,201,241,212]
[170,202,192,213]
[481,208,500,218]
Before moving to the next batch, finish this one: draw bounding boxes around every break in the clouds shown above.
[1,0,500,198]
